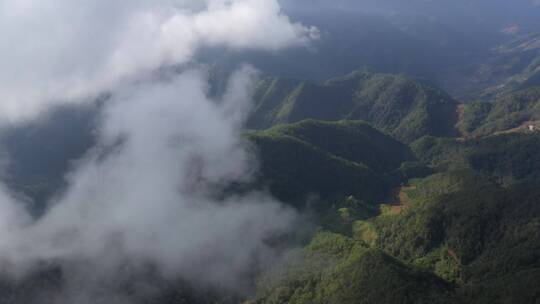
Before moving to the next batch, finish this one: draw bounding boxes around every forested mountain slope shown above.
[458,86,540,137]
[412,133,540,186]
[254,142,540,303]
[248,71,459,143]
[246,120,418,209]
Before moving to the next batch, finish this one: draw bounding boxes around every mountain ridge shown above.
[248,70,460,143]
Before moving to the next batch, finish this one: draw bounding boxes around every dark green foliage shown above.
[249,131,383,208]
[246,120,415,209]
[248,70,459,143]
[395,161,435,181]
[411,136,466,170]
[247,78,349,130]
[412,133,540,185]
[458,86,540,137]
[370,170,540,304]
[318,196,380,236]
[255,232,458,304]
[459,269,540,304]
[456,102,493,137]
[256,166,540,304]
[268,120,414,173]
[372,170,492,261]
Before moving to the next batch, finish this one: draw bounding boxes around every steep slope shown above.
[412,133,540,186]
[250,125,540,304]
[247,71,459,143]
[0,104,98,215]
[368,171,540,304]
[246,120,417,209]
[458,86,540,137]
[255,232,458,304]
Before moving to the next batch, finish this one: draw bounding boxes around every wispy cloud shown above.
[0,0,315,302]
[0,0,317,121]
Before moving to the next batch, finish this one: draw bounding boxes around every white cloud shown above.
[0,68,296,290]
[0,0,317,121]
[0,0,314,301]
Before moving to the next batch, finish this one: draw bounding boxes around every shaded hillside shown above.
[412,133,540,186]
[247,71,459,143]
[246,120,418,209]
[458,86,540,137]
[368,171,540,304]
[0,104,99,215]
[255,232,458,304]
[254,164,540,304]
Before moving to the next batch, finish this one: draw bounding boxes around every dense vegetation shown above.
[371,172,540,303]
[246,120,418,209]
[247,70,459,143]
[245,76,540,303]
[458,86,540,137]
[253,153,540,303]
[412,133,540,185]
[254,232,458,304]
